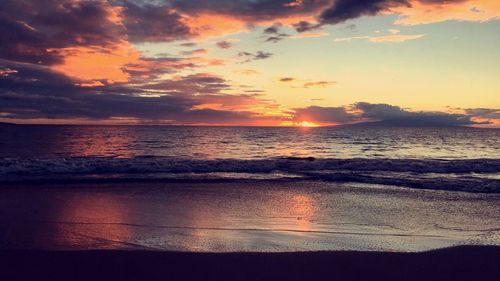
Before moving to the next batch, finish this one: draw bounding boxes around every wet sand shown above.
[1,181,499,252]
[1,181,499,280]
[1,246,499,281]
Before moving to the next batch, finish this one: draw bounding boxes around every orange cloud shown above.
[368,34,425,42]
[181,13,249,39]
[50,41,141,84]
[392,0,500,25]
[234,69,260,75]
[291,31,330,38]
[303,80,336,88]
[334,34,425,43]
[180,12,319,40]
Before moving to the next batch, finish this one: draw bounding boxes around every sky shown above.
[0,0,499,127]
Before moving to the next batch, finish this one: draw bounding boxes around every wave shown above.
[1,157,499,175]
[1,157,499,193]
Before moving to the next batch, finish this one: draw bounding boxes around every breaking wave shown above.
[1,157,499,193]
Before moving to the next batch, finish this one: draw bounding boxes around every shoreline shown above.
[1,175,499,194]
[1,181,499,253]
[1,246,499,281]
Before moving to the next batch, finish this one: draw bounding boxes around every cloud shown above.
[0,0,497,126]
[121,1,192,42]
[370,33,425,42]
[392,0,500,25]
[463,108,500,119]
[234,69,260,75]
[142,73,230,94]
[0,0,124,65]
[169,0,330,22]
[293,21,321,32]
[0,61,280,124]
[334,33,425,42]
[216,41,233,49]
[290,102,496,127]
[303,80,336,87]
[353,102,488,126]
[292,106,357,124]
[279,77,336,87]
[293,0,499,32]
[263,24,282,34]
[262,23,290,42]
[238,51,273,63]
[318,0,410,25]
[291,31,330,38]
[179,42,197,47]
[265,34,290,43]
[180,48,209,56]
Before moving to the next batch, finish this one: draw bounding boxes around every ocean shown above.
[0,125,499,252]
[0,125,499,192]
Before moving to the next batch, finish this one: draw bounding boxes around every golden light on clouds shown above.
[392,0,500,25]
[51,42,140,84]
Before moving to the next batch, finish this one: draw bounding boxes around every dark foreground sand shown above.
[1,246,499,281]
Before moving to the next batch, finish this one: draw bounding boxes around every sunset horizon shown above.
[1,1,499,281]
[1,0,499,128]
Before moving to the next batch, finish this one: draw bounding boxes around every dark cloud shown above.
[124,56,197,82]
[344,24,357,32]
[0,1,282,124]
[0,0,124,65]
[280,77,295,82]
[264,25,281,34]
[290,102,494,127]
[169,0,331,22]
[354,102,488,127]
[121,1,192,42]
[0,61,264,124]
[238,51,273,63]
[262,23,290,42]
[143,73,230,94]
[265,34,290,43]
[319,0,408,26]
[462,108,500,120]
[180,48,208,56]
[315,0,467,28]
[293,21,321,32]
[293,106,357,124]
[216,41,233,49]
[179,42,197,47]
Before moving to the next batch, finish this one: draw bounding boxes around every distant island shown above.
[339,119,469,128]
[0,122,16,126]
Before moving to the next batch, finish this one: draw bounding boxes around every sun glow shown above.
[298,121,320,127]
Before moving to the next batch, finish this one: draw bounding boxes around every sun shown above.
[298,121,319,128]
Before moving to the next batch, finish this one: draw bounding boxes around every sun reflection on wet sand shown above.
[289,195,315,233]
[51,192,134,249]
[2,182,498,252]
[168,191,318,251]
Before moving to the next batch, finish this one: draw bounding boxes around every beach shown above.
[1,181,499,252]
[0,126,499,280]
[1,246,499,281]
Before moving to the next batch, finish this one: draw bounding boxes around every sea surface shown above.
[0,125,499,192]
[0,125,499,252]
